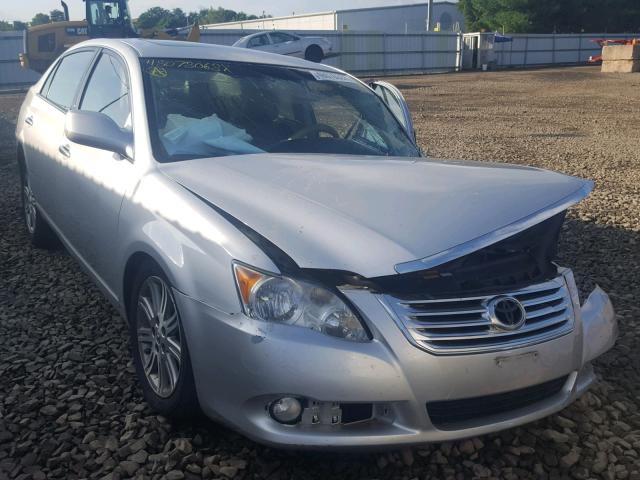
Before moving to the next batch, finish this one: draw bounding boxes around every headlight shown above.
[233,263,370,342]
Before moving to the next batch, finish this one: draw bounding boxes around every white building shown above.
[203,2,465,33]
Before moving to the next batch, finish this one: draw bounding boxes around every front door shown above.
[56,49,138,293]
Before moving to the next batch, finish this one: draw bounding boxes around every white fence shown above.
[200,29,462,76]
[463,32,636,69]
[0,31,40,90]
[0,29,463,90]
[0,29,635,90]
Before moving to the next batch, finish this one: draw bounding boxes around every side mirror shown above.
[64,110,133,159]
[369,81,417,145]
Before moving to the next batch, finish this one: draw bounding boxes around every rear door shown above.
[370,81,416,142]
[22,49,97,225]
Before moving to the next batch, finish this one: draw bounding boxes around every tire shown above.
[18,161,58,249]
[128,260,199,418]
[304,45,324,63]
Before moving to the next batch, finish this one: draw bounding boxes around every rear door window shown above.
[44,50,96,109]
[247,34,269,48]
[270,32,296,44]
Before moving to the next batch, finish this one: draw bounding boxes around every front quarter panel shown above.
[117,171,279,314]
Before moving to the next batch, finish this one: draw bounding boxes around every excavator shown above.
[20,0,200,73]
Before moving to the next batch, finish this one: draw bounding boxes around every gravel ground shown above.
[1,66,639,480]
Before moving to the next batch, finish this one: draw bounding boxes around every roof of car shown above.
[72,38,337,72]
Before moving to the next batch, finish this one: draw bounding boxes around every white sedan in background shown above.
[232,31,332,62]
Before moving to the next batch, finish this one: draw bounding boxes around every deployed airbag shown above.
[161,114,264,156]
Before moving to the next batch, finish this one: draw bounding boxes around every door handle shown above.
[59,144,71,158]
[25,116,34,126]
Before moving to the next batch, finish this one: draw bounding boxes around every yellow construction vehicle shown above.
[20,0,200,73]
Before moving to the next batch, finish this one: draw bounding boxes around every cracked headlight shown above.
[233,263,370,342]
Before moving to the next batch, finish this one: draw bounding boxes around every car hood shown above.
[159,154,591,278]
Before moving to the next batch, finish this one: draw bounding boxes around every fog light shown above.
[269,397,302,424]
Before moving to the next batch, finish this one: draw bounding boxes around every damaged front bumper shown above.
[580,286,617,365]
[174,273,617,449]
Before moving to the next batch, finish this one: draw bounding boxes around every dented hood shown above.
[159,154,591,278]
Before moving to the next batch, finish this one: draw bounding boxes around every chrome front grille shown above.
[381,276,575,355]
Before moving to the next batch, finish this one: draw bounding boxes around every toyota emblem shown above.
[487,296,527,331]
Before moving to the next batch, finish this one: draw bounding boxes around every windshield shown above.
[141,58,420,162]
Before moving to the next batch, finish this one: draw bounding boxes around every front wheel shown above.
[304,45,324,63]
[129,261,199,417]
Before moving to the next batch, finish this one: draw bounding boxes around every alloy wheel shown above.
[136,276,182,398]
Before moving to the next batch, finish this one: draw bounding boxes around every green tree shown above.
[136,6,268,29]
[196,7,238,24]
[136,6,169,29]
[459,0,640,33]
[0,20,28,30]
[50,9,66,22]
[136,7,189,29]
[31,13,51,26]
[165,8,187,29]
[187,11,200,25]
[459,0,532,32]
[188,7,263,25]
[459,0,479,29]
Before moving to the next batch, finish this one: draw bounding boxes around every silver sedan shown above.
[16,38,617,448]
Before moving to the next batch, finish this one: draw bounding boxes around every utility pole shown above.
[426,0,434,31]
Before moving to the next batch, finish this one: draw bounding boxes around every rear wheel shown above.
[129,261,199,417]
[305,45,323,63]
[19,163,57,249]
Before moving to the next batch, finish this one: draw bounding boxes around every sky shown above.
[1,0,433,22]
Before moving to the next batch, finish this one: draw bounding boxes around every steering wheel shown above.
[289,123,340,140]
